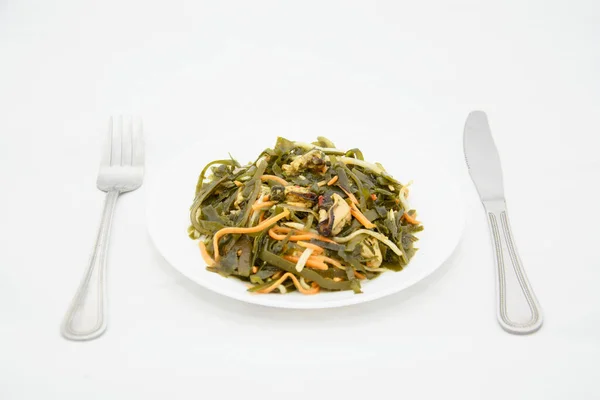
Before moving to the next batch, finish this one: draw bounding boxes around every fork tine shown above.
[100,117,113,167]
[120,116,134,166]
[111,116,123,167]
[132,118,144,167]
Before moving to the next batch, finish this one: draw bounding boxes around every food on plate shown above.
[188,137,423,295]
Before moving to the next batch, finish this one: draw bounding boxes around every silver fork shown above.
[61,116,144,341]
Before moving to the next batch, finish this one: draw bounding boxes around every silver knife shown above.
[463,111,543,334]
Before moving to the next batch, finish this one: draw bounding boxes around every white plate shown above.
[146,136,464,309]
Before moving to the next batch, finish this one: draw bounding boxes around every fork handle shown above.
[483,199,543,334]
[61,190,120,341]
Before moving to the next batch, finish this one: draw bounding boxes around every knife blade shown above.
[463,111,504,201]
[463,111,543,334]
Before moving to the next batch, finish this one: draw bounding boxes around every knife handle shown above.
[483,200,543,334]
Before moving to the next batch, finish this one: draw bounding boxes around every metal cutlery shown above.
[463,111,543,334]
[61,116,144,341]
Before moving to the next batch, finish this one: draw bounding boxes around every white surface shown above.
[1,0,599,399]
[146,137,464,309]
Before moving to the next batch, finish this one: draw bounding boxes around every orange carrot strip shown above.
[283,255,328,270]
[234,180,243,187]
[259,278,285,294]
[370,193,377,201]
[268,228,287,240]
[403,212,420,225]
[261,175,289,186]
[339,186,359,205]
[271,226,336,243]
[271,271,282,280]
[259,211,266,223]
[354,271,366,280]
[288,234,315,242]
[290,235,313,242]
[252,266,258,274]
[349,202,377,229]
[270,226,292,233]
[262,195,270,201]
[256,273,320,295]
[296,241,324,254]
[327,176,339,186]
[268,229,315,242]
[251,200,277,211]
[319,256,344,270]
[213,209,290,260]
[198,241,215,266]
[306,260,329,270]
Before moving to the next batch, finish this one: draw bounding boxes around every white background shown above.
[1,0,599,399]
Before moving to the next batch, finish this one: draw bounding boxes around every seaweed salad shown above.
[188,137,423,295]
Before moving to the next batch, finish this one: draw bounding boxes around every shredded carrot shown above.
[234,180,243,187]
[259,211,266,223]
[370,193,377,201]
[283,255,328,270]
[268,228,288,240]
[269,226,295,234]
[252,200,277,211]
[306,282,321,294]
[257,274,293,293]
[256,273,320,295]
[349,202,377,229]
[269,226,336,243]
[327,176,339,186]
[339,186,359,205]
[269,229,314,242]
[395,199,400,204]
[297,241,324,254]
[213,209,290,260]
[354,271,366,280]
[304,255,342,270]
[262,195,270,202]
[271,271,282,280]
[319,256,344,270]
[403,212,420,225]
[283,233,315,242]
[252,266,258,274]
[306,260,329,270]
[261,175,289,186]
[198,241,215,266]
